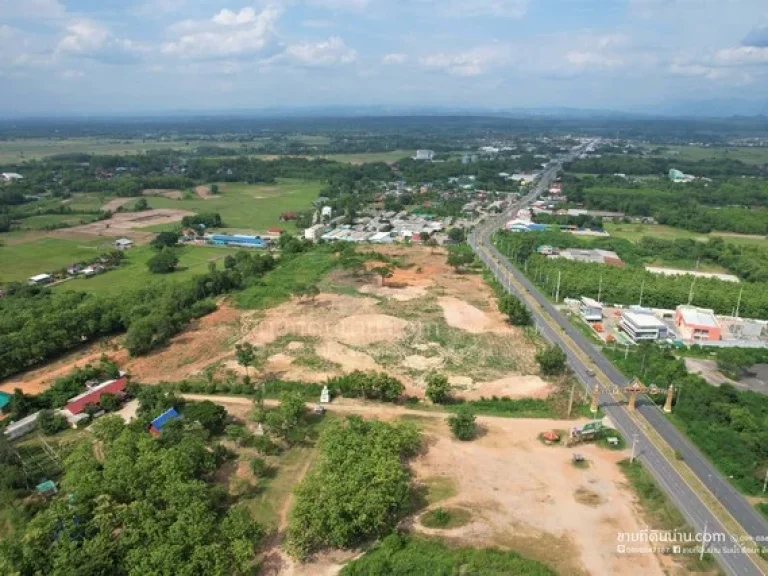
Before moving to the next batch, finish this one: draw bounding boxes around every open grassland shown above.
[141,178,322,233]
[14,213,104,231]
[316,150,414,164]
[644,144,768,165]
[0,236,114,282]
[56,244,237,295]
[605,222,767,248]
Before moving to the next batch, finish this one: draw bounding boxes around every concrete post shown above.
[628,391,638,412]
[590,383,600,414]
[663,385,674,413]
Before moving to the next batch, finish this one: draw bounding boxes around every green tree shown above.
[304,284,320,303]
[134,197,149,211]
[91,415,125,443]
[372,265,395,286]
[37,409,68,435]
[498,294,533,326]
[146,248,179,274]
[150,231,180,250]
[425,372,451,404]
[184,401,228,435]
[447,249,473,272]
[448,227,465,243]
[210,184,219,194]
[235,343,257,379]
[536,344,568,376]
[99,392,121,412]
[448,405,477,441]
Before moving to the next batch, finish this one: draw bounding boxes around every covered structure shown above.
[675,306,721,342]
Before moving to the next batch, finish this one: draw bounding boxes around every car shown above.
[585,369,596,378]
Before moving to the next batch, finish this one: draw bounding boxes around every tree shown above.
[184,401,228,436]
[448,227,465,243]
[372,265,395,286]
[134,197,149,211]
[235,343,256,379]
[419,231,430,242]
[37,409,68,435]
[498,294,533,326]
[146,248,179,274]
[536,344,568,376]
[448,405,477,441]
[304,284,320,303]
[210,184,219,194]
[91,415,125,443]
[447,250,473,273]
[425,372,451,404]
[266,392,307,443]
[99,392,121,412]
[151,231,179,250]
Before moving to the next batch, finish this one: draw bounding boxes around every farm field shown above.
[14,213,104,231]
[57,244,237,295]
[604,222,767,248]
[139,178,322,233]
[645,144,768,165]
[316,150,414,164]
[0,235,115,282]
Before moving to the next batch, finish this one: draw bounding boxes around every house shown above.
[0,391,10,413]
[206,234,266,249]
[115,238,134,250]
[4,411,42,440]
[35,480,58,498]
[149,408,181,436]
[304,224,328,243]
[1,172,23,182]
[321,206,333,219]
[579,297,603,322]
[620,310,669,343]
[65,377,128,415]
[675,306,721,342]
[28,273,53,286]
[414,150,435,161]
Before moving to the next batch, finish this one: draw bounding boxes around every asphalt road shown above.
[470,155,767,576]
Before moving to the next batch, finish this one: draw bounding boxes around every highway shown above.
[469,150,768,576]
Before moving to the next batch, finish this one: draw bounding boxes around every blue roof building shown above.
[206,234,266,249]
[149,408,181,435]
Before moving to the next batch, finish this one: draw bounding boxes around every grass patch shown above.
[237,249,339,309]
[420,506,471,529]
[618,459,717,572]
[340,533,556,575]
[605,222,767,249]
[574,487,601,505]
[596,428,627,450]
[139,178,322,234]
[55,244,238,295]
[420,476,458,506]
[0,236,114,282]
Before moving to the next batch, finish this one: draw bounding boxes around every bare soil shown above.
[101,198,133,212]
[142,188,185,200]
[195,185,215,199]
[65,208,195,239]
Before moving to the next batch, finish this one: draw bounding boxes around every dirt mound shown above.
[403,355,444,371]
[101,198,133,212]
[195,185,215,199]
[462,375,552,400]
[67,209,195,238]
[358,283,427,301]
[316,341,381,373]
[438,296,493,333]
[142,189,184,200]
[334,314,410,346]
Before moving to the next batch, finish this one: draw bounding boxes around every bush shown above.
[327,371,404,402]
[37,409,69,435]
[146,248,179,274]
[250,457,268,477]
[448,405,477,441]
[98,392,121,412]
[498,294,533,326]
[536,344,567,376]
[425,372,451,404]
[183,400,228,435]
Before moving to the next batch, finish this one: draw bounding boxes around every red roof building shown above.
[65,377,127,415]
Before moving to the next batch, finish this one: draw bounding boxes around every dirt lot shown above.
[101,197,133,212]
[64,208,195,239]
[142,188,185,200]
[195,185,214,199]
[411,416,665,576]
[1,246,545,401]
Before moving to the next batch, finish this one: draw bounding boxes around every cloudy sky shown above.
[1,0,767,116]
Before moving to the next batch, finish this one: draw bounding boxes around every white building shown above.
[304,224,328,242]
[1,172,23,182]
[414,150,435,161]
[620,310,669,342]
[321,206,333,220]
[4,411,41,440]
[115,238,134,250]
[579,297,603,322]
[28,273,52,286]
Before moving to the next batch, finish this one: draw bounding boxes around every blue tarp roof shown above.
[151,408,180,431]
[0,391,11,410]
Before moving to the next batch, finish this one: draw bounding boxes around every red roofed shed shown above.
[65,377,127,415]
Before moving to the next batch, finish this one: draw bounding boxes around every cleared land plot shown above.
[0,236,116,282]
[56,244,238,295]
[317,150,414,164]
[139,178,322,233]
[645,144,768,165]
[65,208,194,237]
[605,222,767,249]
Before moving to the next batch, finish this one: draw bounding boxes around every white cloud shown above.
[566,51,622,69]
[285,36,357,66]
[305,0,370,10]
[713,46,768,66]
[420,44,511,76]
[56,20,146,64]
[60,69,85,80]
[441,0,527,18]
[0,0,66,19]
[302,19,335,28]
[163,5,282,60]
[382,53,407,65]
[134,0,187,17]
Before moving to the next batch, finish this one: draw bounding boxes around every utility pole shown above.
[687,276,696,306]
[699,520,708,561]
[763,468,768,493]
[567,379,577,418]
[555,270,562,303]
[630,434,639,463]
[597,274,603,304]
[735,286,743,319]
[639,280,645,307]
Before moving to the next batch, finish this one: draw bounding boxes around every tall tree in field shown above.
[235,343,256,379]
[372,265,394,286]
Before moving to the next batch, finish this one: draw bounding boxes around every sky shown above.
[1,0,767,116]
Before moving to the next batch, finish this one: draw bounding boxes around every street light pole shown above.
[630,434,639,464]
[763,468,768,493]
[700,520,708,561]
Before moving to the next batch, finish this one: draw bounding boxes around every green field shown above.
[15,213,103,230]
[319,150,414,164]
[645,144,768,165]
[57,244,237,295]
[141,178,323,233]
[605,222,768,248]
[0,236,115,282]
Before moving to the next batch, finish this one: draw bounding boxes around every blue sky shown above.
[0,0,767,115]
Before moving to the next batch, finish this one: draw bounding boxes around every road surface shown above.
[470,148,768,576]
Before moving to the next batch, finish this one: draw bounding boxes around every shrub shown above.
[448,405,477,441]
[425,372,451,404]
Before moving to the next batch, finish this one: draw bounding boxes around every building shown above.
[414,150,435,161]
[1,172,23,182]
[669,168,695,183]
[4,411,41,440]
[675,306,721,341]
[321,206,333,219]
[28,273,52,286]
[206,234,266,249]
[304,224,328,243]
[620,310,669,342]
[149,408,181,436]
[0,391,11,412]
[115,238,134,250]
[579,297,603,322]
[556,249,623,267]
[65,377,128,415]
